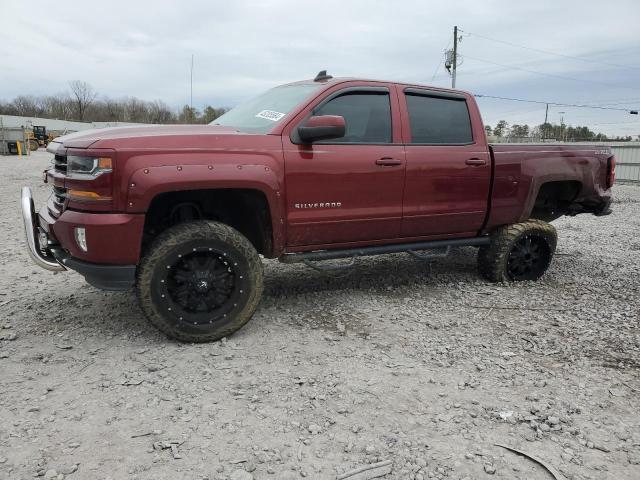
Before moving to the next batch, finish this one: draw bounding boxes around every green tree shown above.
[484,125,492,136]
[539,122,552,139]
[509,124,530,138]
[493,120,509,137]
[202,106,229,124]
[179,105,198,123]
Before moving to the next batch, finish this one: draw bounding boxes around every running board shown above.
[280,236,490,264]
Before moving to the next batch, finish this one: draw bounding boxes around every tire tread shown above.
[136,221,263,342]
[478,219,557,282]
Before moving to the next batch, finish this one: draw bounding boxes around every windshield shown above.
[212,83,322,133]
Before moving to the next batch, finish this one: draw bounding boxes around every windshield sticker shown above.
[255,110,286,122]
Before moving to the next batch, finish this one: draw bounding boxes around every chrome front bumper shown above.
[21,187,66,271]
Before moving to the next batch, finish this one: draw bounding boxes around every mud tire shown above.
[478,219,557,282]
[136,221,263,342]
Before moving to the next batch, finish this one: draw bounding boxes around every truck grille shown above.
[54,155,67,173]
[52,185,66,209]
[48,185,67,219]
[49,153,68,218]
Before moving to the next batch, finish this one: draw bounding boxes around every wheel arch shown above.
[126,164,285,257]
[141,187,278,258]
[527,180,582,222]
[520,177,583,222]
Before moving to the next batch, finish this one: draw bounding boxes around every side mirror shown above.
[298,115,345,143]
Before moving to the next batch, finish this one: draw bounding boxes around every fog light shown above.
[74,227,87,252]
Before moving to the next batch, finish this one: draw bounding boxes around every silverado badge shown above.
[294,202,342,209]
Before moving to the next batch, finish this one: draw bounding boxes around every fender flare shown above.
[125,163,285,254]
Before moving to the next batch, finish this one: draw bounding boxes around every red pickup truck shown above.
[22,71,615,342]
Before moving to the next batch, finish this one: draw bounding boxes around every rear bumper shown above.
[569,194,613,217]
[594,196,613,216]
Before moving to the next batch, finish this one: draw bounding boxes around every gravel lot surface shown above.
[1,150,639,480]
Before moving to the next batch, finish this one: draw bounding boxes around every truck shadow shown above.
[262,247,481,299]
[19,248,481,344]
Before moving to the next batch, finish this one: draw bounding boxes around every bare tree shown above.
[1,86,214,125]
[69,80,97,121]
[42,93,73,120]
[148,100,174,124]
[124,97,148,122]
[102,98,125,121]
[11,95,39,116]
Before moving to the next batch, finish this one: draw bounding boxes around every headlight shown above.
[67,156,112,176]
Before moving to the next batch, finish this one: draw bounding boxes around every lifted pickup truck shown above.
[22,71,615,342]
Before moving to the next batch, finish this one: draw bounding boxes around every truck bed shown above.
[485,143,613,228]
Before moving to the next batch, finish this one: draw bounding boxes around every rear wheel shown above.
[136,220,263,342]
[29,139,39,151]
[478,219,557,282]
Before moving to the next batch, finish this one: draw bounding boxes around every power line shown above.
[493,104,548,118]
[584,96,640,104]
[460,29,640,71]
[430,38,452,82]
[464,54,640,92]
[588,99,640,107]
[474,93,638,114]
[589,120,640,126]
[429,59,443,83]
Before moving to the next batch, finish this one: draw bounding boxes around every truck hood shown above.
[48,124,244,151]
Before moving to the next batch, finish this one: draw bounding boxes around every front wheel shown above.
[478,219,557,282]
[136,220,263,342]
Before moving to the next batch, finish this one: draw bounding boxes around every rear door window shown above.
[405,92,473,144]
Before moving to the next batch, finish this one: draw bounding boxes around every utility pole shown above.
[544,103,548,124]
[190,54,194,113]
[452,25,458,88]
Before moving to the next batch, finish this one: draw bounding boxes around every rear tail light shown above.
[606,156,616,189]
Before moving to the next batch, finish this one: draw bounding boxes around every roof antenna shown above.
[314,70,333,82]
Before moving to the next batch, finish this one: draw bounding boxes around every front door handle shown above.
[465,158,487,166]
[376,157,402,166]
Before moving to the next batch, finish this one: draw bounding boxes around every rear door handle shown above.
[465,158,487,166]
[376,157,403,166]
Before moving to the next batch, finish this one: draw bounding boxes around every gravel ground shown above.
[1,150,639,480]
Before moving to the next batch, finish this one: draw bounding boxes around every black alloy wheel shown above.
[136,220,263,342]
[478,219,557,283]
[162,247,241,325]
[506,234,551,281]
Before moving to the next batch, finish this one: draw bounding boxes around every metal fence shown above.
[610,144,640,183]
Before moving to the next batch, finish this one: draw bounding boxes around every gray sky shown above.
[2,0,639,136]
